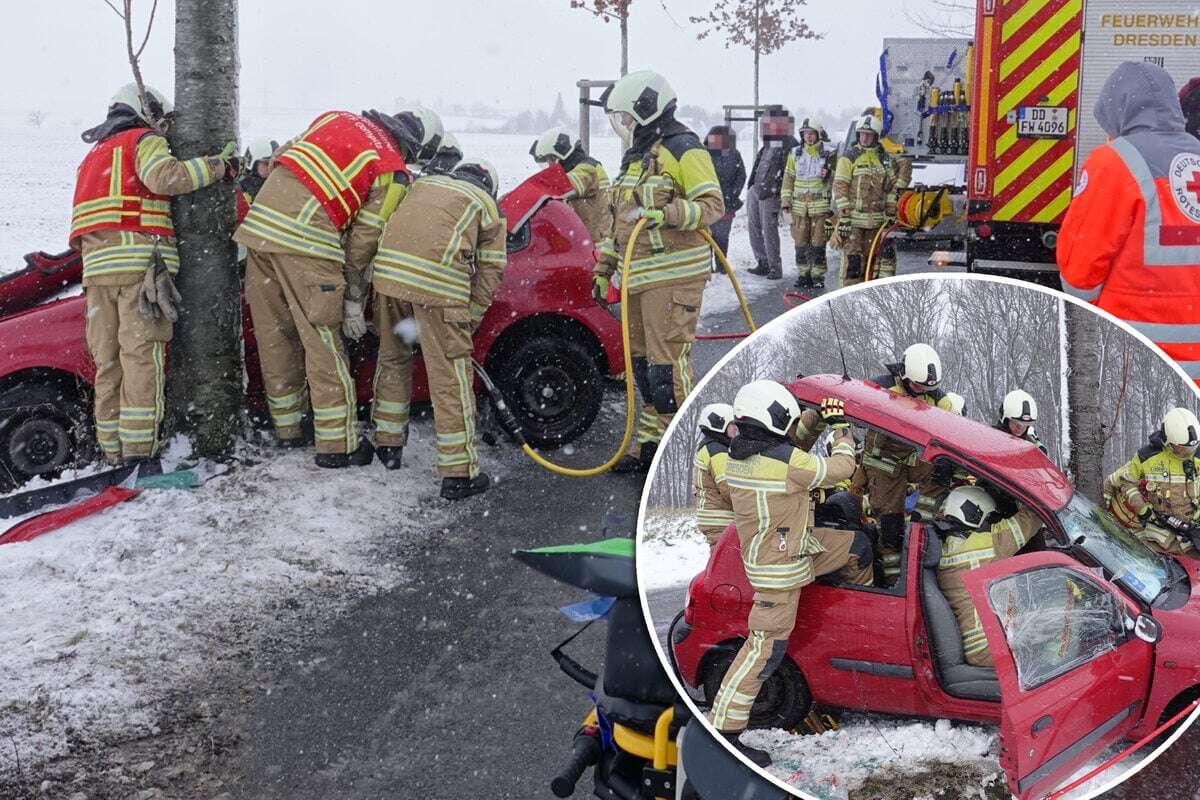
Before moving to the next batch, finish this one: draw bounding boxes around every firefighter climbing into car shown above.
[530,126,613,258]
[935,485,1043,668]
[831,112,909,286]
[781,118,835,290]
[368,158,507,501]
[233,106,442,469]
[1104,407,1200,559]
[996,389,1048,456]
[71,83,239,465]
[594,70,726,474]
[707,380,869,767]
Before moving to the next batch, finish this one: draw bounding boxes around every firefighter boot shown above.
[720,731,771,768]
[315,439,376,469]
[441,472,490,501]
[612,441,658,474]
[377,446,404,470]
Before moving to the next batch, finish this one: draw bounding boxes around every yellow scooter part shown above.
[518,221,756,477]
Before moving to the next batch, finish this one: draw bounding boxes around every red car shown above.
[669,374,1200,800]
[0,196,622,489]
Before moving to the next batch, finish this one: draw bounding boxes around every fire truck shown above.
[967,0,1200,280]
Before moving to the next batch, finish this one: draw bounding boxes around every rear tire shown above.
[702,646,812,731]
[489,335,603,450]
[0,383,87,491]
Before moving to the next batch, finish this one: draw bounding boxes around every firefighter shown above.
[239,137,278,200]
[694,403,735,548]
[705,126,747,272]
[707,381,863,766]
[996,389,1048,455]
[70,84,237,464]
[369,159,506,500]
[423,132,463,175]
[530,126,613,254]
[832,114,905,286]
[781,119,835,289]
[595,70,725,473]
[935,486,1041,667]
[1058,62,1200,388]
[235,107,442,466]
[863,344,957,559]
[1104,407,1200,558]
[945,391,966,416]
[745,107,798,280]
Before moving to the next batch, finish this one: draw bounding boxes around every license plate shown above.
[1017,106,1069,139]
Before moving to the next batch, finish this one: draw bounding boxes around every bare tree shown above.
[25,110,46,128]
[1065,302,1104,502]
[690,0,820,147]
[903,0,975,38]
[570,0,633,77]
[167,0,242,457]
[99,0,161,132]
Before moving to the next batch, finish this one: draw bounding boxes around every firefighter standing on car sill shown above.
[935,486,1042,668]
[832,113,909,286]
[70,84,238,465]
[996,389,1048,456]
[530,126,613,257]
[708,381,870,768]
[863,343,956,574]
[234,106,444,468]
[781,119,835,290]
[1105,407,1200,559]
[1057,62,1200,388]
[368,160,507,501]
[594,70,725,474]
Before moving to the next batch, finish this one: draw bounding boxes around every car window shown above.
[985,566,1123,691]
[1056,493,1169,605]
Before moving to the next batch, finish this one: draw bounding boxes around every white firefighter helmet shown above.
[530,126,580,164]
[400,106,445,163]
[1163,407,1200,447]
[732,380,800,437]
[243,137,279,168]
[452,158,499,198]
[698,403,735,436]
[110,83,173,124]
[603,70,677,142]
[1002,389,1038,423]
[901,343,942,387]
[440,131,461,153]
[798,117,824,139]
[941,485,996,530]
[855,114,884,139]
[944,391,966,415]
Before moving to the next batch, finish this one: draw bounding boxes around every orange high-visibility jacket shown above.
[70,127,175,245]
[1058,62,1200,386]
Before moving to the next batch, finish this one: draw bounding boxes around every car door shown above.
[961,552,1154,800]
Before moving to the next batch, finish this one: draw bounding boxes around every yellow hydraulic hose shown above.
[865,220,895,283]
[516,221,756,477]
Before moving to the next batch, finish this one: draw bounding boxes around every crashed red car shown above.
[0,193,622,489]
[669,374,1200,800]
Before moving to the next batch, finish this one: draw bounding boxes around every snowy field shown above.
[638,509,1147,800]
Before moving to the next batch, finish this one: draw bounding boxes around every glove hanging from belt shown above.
[137,246,182,323]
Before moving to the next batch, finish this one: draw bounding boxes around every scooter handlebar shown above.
[550,731,602,797]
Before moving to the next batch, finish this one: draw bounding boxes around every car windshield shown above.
[1056,493,1170,604]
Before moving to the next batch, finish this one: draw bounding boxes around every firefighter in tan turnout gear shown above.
[71,84,236,463]
[694,403,735,548]
[1105,407,1200,558]
[935,486,1041,668]
[369,160,507,501]
[996,389,1048,456]
[595,70,725,473]
[235,107,443,468]
[832,114,907,286]
[781,119,835,290]
[708,381,868,767]
[530,126,613,255]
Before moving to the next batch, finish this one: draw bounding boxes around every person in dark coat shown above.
[705,125,747,272]
[1180,76,1200,140]
[746,107,799,280]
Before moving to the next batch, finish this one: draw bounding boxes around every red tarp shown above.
[500,162,574,233]
[0,486,140,546]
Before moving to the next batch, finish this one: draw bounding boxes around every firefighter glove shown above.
[639,207,666,228]
[342,299,368,340]
[592,274,610,306]
[819,397,849,428]
[219,140,238,159]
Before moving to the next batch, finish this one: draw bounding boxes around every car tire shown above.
[0,384,86,491]
[489,335,603,451]
[702,647,812,731]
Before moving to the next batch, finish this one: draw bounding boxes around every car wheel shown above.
[702,648,812,731]
[490,335,603,450]
[0,384,84,490]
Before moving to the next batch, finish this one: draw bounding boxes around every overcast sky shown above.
[2,1,960,123]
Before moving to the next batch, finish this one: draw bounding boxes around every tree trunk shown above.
[620,10,629,76]
[168,0,242,458]
[1066,302,1104,503]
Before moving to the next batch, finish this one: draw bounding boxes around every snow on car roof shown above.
[789,374,1074,511]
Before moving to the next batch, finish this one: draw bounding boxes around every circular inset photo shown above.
[638,275,1200,800]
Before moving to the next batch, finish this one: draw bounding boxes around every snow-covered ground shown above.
[0,430,458,774]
